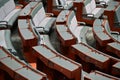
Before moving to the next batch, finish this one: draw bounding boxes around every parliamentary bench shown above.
[84,70,119,80]
[69,42,120,76]
[32,45,82,80]
[69,43,110,71]
[0,46,47,80]
[0,0,21,29]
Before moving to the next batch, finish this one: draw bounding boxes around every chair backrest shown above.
[67,11,78,33]
[3,0,15,15]
[83,0,92,14]
[0,0,9,8]
[53,0,59,6]
[59,0,66,6]
[91,0,96,11]
[0,6,6,21]
[0,0,15,21]
[83,0,96,14]
[103,20,111,34]
[114,6,120,25]
[31,2,46,26]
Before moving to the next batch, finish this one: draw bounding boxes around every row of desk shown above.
[93,19,120,77]
[33,45,82,80]
[0,47,47,80]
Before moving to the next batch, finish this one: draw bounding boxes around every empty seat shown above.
[83,0,104,19]
[66,10,85,43]
[0,0,21,28]
[30,2,56,33]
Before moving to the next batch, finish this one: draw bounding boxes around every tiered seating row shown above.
[70,43,110,70]
[93,19,120,59]
[84,70,119,80]
[0,47,47,80]
[69,42,120,77]
[0,0,21,28]
[18,2,83,80]
[92,19,120,76]
[33,45,82,80]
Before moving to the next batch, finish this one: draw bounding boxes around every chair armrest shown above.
[111,31,120,35]
[96,1,107,8]
[78,21,86,26]
[16,4,23,9]
[114,21,120,24]
[33,27,40,38]
[0,21,8,24]
[83,14,94,18]
[35,27,45,33]
[57,5,64,9]
[0,21,8,28]
[46,13,54,17]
